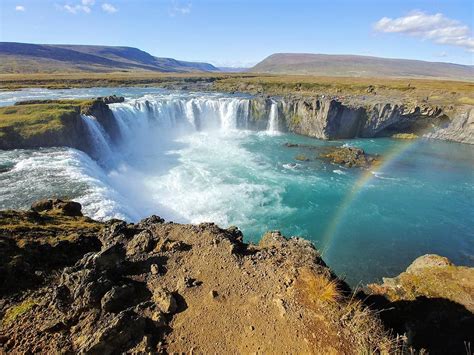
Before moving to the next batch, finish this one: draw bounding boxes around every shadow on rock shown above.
[363,294,474,354]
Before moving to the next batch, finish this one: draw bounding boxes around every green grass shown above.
[0,99,93,139]
[213,74,474,106]
[290,114,303,125]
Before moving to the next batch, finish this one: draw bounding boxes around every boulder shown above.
[73,310,146,354]
[126,230,155,256]
[99,220,133,247]
[151,287,177,314]
[406,254,453,273]
[31,199,54,212]
[134,301,166,327]
[101,284,136,313]
[30,199,82,216]
[137,215,165,229]
[60,267,113,309]
[93,243,126,271]
[99,95,125,105]
[54,200,83,216]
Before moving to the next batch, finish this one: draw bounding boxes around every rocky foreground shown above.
[0,201,473,353]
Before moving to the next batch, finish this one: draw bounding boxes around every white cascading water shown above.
[79,94,253,164]
[266,101,280,135]
[80,114,115,163]
[45,93,290,229]
[110,95,251,137]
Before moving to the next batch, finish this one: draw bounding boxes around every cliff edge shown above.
[1,201,473,353]
[0,96,123,154]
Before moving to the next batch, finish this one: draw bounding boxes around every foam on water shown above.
[1,88,474,286]
[141,130,294,229]
[0,148,137,220]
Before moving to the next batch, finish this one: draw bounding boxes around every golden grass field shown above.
[1,72,473,107]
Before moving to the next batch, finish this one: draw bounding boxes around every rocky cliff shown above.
[424,106,474,144]
[0,103,88,152]
[249,95,473,144]
[0,96,123,153]
[1,201,472,353]
[0,201,391,353]
[366,254,474,353]
[1,94,472,156]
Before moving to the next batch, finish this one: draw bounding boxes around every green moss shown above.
[2,299,38,326]
[392,133,418,140]
[0,99,94,140]
[0,211,102,239]
[290,114,302,125]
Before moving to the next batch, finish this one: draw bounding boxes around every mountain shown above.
[250,53,474,80]
[0,42,219,73]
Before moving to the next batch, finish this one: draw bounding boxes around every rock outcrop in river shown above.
[1,201,473,353]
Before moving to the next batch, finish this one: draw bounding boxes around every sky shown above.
[0,0,473,67]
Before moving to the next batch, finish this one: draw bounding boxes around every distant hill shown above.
[250,53,474,80]
[0,42,219,73]
[217,67,249,73]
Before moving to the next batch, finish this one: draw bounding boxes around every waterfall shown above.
[80,94,256,164]
[81,114,115,162]
[266,102,280,135]
[109,95,251,135]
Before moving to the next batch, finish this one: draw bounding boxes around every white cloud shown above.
[102,3,118,13]
[170,1,191,16]
[82,0,95,5]
[63,4,91,14]
[374,11,474,52]
[15,5,25,11]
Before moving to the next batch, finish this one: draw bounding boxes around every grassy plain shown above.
[0,99,93,139]
[0,72,473,107]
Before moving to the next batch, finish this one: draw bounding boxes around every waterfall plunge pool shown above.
[1,87,473,286]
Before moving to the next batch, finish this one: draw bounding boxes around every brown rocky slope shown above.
[1,201,473,353]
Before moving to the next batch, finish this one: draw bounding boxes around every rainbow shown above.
[319,138,422,255]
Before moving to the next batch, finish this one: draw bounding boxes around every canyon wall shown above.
[1,95,473,155]
[0,96,123,153]
[424,106,474,144]
[0,108,90,151]
[249,95,473,144]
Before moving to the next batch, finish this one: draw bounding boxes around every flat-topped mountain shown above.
[0,42,219,73]
[251,53,474,80]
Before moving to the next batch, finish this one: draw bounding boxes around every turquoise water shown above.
[1,88,473,286]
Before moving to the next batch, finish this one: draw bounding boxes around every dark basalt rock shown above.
[31,198,82,216]
[0,200,102,296]
[98,95,125,105]
[101,284,137,313]
[320,146,377,168]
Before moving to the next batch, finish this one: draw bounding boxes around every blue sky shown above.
[1,0,473,66]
